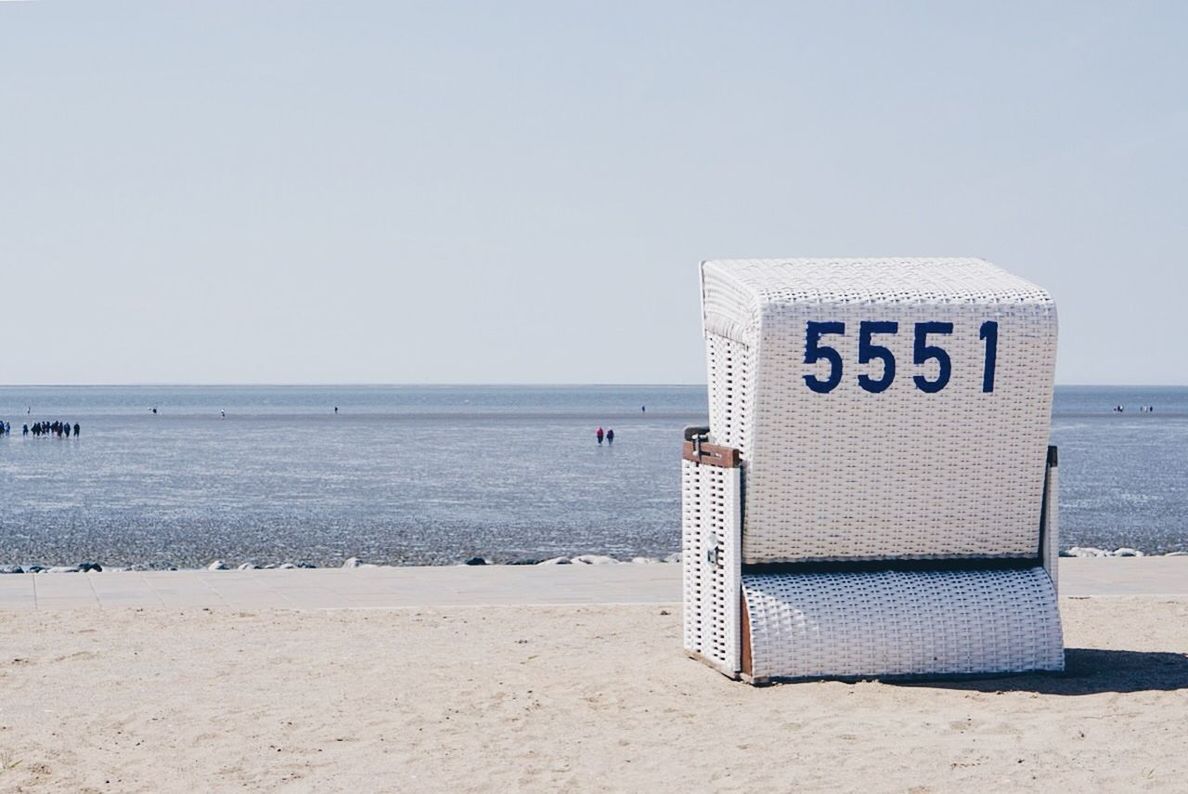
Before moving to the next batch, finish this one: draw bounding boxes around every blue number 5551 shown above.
[803,320,999,394]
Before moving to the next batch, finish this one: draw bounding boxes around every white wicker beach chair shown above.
[682,258,1064,682]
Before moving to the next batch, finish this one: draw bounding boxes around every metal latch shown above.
[684,425,710,459]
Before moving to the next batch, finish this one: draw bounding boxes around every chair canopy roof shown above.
[702,257,1053,345]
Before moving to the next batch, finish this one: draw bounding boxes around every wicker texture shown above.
[700,258,1057,564]
[706,334,754,461]
[681,459,741,675]
[742,567,1064,681]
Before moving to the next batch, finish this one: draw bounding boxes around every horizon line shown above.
[0,382,1185,389]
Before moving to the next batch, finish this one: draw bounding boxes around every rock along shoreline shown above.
[3,547,1188,574]
[0,553,685,574]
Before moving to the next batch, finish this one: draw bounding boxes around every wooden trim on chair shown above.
[740,591,753,678]
[682,440,740,468]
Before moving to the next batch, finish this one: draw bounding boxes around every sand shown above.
[2,596,1187,792]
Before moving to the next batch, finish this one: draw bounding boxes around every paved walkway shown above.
[0,558,1184,611]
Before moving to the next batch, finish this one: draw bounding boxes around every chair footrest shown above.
[741,567,1064,682]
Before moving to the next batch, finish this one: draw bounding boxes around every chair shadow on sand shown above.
[894,649,1188,695]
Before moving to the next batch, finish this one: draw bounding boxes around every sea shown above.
[0,385,1185,568]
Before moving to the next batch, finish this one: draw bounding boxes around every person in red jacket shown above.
[596,427,604,444]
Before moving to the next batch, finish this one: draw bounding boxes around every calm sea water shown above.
[0,385,1184,567]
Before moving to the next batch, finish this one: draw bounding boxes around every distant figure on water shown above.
[73,423,80,436]
[641,405,646,413]
[64,423,71,437]
[221,409,226,418]
[606,428,614,444]
[151,407,158,414]
[22,424,28,436]
[596,426,604,445]
[334,406,339,414]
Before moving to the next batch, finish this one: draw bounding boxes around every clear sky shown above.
[1,1,1184,384]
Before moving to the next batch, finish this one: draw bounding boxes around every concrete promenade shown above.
[0,557,1185,610]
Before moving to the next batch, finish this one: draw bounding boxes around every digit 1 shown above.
[979,320,998,393]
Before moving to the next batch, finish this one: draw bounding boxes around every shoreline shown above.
[0,553,683,575]
[2,545,1186,576]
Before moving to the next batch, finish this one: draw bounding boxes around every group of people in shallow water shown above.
[1112,405,1155,413]
[21,420,81,438]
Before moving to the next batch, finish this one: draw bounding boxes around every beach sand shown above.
[2,596,1187,792]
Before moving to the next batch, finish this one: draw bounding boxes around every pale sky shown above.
[1,2,1184,384]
